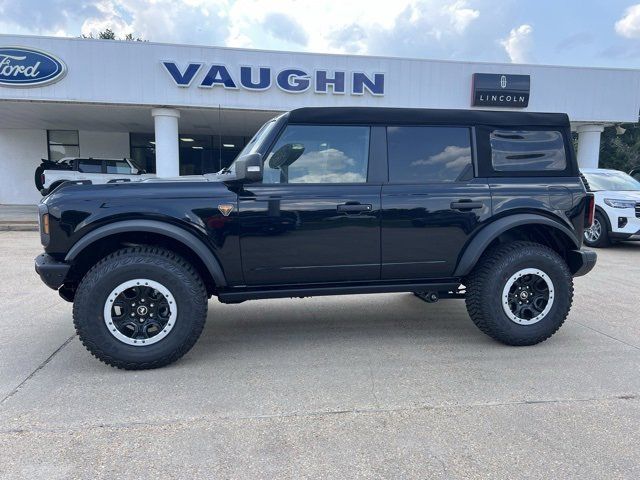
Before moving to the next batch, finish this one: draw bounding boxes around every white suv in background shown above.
[35,157,155,195]
[581,168,640,247]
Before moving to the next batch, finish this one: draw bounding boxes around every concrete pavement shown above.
[0,205,38,231]
[1,231,638,479]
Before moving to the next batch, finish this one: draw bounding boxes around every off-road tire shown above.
[465,241,573,346]
[583,211,610,248]
[73,246,208,369]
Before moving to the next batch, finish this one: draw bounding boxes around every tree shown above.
[599,123,640,172]
[81,29,145,41]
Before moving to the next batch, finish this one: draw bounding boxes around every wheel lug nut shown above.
[141,299,145,303]
[130,313,135,317]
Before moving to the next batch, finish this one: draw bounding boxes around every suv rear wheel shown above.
[465,241,573,346]
[73,246,208,369]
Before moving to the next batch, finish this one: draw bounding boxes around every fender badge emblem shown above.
[218,204,234,216]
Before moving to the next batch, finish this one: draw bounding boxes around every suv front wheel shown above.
[583,211,610,248]
[73,246,208,369]
[465,241,573,346]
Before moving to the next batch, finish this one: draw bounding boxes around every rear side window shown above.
[490,130,566,172]
[387,126,473,183]
[77,159,102,173]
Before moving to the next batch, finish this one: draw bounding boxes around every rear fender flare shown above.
[65,219,227,287]
[454,214,580,277]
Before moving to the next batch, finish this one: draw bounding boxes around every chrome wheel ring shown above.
[502,268,555,325]
[584,218,602,243]
[103,279,177,346]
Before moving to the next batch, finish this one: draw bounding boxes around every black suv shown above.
[35,107,597,369]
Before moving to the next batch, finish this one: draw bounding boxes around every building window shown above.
[48,130,79,161]
[130,133,156,174]
[387,126,473,183]
[130,132,253,175]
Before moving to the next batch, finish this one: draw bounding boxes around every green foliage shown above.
[81,29,145,41]
[599,124,640,172]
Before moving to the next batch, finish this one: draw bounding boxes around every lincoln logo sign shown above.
[472,73,530,108]
[0,47,66,87]
[162,62,385,96]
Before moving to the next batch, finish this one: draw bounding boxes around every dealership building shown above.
[1,33,640,205]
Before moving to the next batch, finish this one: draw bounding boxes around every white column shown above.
[151,108,180,177]
[576,124,604,169]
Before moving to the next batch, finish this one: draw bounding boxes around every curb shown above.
[0,222,38,232]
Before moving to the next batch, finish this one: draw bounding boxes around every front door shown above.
[238,124,381,285]
[381,126,491,279]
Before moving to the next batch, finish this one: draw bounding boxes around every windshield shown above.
[128,157,144,171]
[583,170,640,191]
[223,119,278,173]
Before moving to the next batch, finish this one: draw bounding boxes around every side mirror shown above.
[233,153,263,183]
[268,143,305,169]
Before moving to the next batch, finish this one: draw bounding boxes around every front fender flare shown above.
[65,219,227,287]
[454,214,580,277]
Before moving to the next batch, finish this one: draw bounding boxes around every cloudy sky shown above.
[1,0,640,67]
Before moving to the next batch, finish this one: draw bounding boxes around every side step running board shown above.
[217,281,461,303]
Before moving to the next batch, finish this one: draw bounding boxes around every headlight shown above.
[604,198,636,209]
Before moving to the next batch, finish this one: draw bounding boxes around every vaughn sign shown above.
[0,47,66,87]
[472,73,530,108]
[162,62,385,96]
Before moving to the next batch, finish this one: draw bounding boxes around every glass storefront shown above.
[130,133,251,175]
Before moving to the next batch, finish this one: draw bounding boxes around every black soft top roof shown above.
[287,107,570,128]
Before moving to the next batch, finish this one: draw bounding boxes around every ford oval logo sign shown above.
[0,47,66,87]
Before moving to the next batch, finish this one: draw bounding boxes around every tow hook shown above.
[414,291,439,303]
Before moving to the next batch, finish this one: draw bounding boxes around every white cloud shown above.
[501,24,534,63]
[324,0,483,60]
[411,145,471,170]
[444,0,480,34]
[261,12,308,45]
[615,4,640,39]
[0,0,500,62]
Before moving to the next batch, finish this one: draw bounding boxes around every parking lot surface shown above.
[0,231,638,479]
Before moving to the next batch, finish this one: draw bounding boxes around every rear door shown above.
[238,124,382,285]
[381,126,491,279]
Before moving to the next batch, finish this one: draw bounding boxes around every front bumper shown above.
[610,228,640,241]
[35,253,70,289]
[567,249,597,277]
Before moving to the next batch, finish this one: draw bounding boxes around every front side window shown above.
[48,130,79,162]
[105,160,132,174]
[491,130,566,172]
[387,126,473,183]
[77,159,103,173]
[263,125,370,184]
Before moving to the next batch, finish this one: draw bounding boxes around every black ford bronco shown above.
[35,107,597,369]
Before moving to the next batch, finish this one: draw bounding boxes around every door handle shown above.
[337,202,373,213]
[450,200,483,211]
